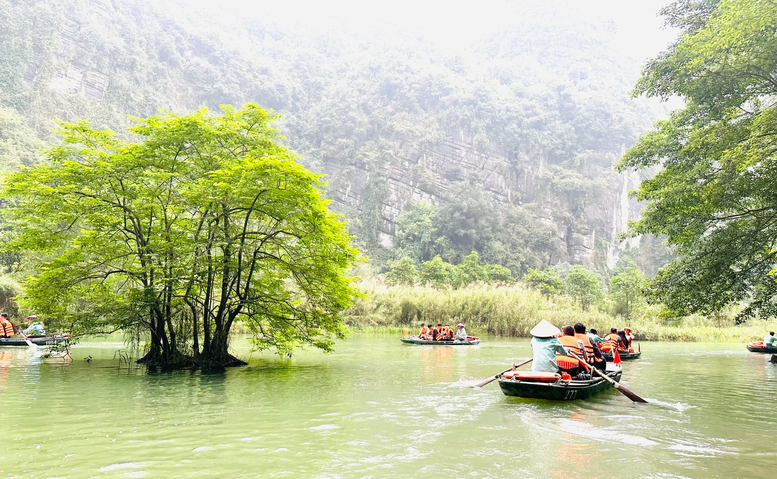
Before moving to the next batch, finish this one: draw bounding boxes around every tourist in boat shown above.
[601,328,619,352]
[433,323,443,340]
[0,313,14,338]
[588,328,606,346]
[419,323,429,338]
[454,323,467,341]
[617,330,630,351]
[438,324,453,340]
[765,331,777,347]
[574,323,606,371]
[529,320,569,374]
[22,316,45,337]
[624,327,635,351]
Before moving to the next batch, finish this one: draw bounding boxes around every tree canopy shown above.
[3,104,359,369]
[620,0,777,321]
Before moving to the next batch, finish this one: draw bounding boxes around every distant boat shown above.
[0,336,68,347]
[602,350,642,361]
[400,335,481,345]
[746,341,777,353]
[498,365,623,400]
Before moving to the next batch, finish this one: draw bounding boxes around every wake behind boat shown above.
[498,364,623,400]
[401,335,481,345]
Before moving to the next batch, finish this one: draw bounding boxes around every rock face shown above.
[324,135,642,268]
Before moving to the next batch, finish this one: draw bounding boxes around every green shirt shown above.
[765,334,777,347]
[530,337,567,372]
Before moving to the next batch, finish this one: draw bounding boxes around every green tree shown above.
[523,268,564,297]
[384,256,418,286]
[609,266,648,318]
[419,255,452,288]
[483,263,514,283]
[3,104,359,370]
[451,251,487,288]
[392,202,438,262]
[619,0,777,321]
[564,265,604,310]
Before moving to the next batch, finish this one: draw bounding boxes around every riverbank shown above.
[344,282,777,342]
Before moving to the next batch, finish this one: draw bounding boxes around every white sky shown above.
[167,0,679,65]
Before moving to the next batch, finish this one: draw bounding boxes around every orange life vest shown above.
[0,319,13,337]
[555,355,580,370]
[603,333,619,351]
[574,333,596,356]
[559,334,586,359]
[442,326,452,339]
[419,326,429,336]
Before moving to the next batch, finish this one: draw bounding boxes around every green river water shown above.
[2,335,776,478]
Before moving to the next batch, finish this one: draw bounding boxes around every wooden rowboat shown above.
[746,341,777,353]
[602,350,641,361]
[0,336,68,347]
[498,365,623,400]
[400,335,481,345]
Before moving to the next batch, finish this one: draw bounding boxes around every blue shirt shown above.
[530,337,567,372]
[765,335,777,347]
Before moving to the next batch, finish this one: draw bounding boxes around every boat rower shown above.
[529,320,568,374]
[624,327,635,352]
[22,315,45,337]
[765,332,777,347]
[454,323,467,341]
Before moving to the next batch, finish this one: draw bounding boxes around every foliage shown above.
[620,0,777,322]
[418,256,452,288]
[3,104,359,369]
[347,281,775,342]
[0,0,661,278]
[523,268,565,297]
[564,265,605,310]
[609,266,648,318]
[384,256,417,286]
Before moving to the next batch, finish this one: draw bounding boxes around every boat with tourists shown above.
[401,336,481,345]
[497,364,623,400]
[746,341,777,353]
[0,336,69,347]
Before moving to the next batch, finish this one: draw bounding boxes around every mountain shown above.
[0,0,671,275]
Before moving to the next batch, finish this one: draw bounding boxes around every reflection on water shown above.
[1,337,776,477]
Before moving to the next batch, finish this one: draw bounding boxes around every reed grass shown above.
[344,281,777,343]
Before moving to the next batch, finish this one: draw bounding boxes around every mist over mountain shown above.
[0,0,674,276]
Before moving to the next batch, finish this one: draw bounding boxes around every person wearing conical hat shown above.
[529,320,567,373]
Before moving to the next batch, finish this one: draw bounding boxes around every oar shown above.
[472,358,532,388]
[568,351,647,403]
[22,335,39,348]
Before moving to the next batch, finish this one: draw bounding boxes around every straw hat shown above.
[530,320,560,338]
[456,323,464,328]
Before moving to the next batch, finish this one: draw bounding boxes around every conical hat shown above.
[530,320,560,338]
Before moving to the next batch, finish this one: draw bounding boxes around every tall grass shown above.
[344,281,777,343]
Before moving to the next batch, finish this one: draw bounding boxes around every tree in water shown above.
[3,104,359,370]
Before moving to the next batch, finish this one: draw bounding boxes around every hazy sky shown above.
[165,0,679,65]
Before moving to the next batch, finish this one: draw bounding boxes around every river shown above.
[2,335,776,478]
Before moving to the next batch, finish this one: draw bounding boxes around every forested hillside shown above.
[0,0,670,276]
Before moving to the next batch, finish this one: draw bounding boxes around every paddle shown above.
[22,334,38,348]
[472,358,532,388]
[567,351,647,404]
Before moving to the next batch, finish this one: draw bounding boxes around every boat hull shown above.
[400,336,480,345]
[747,342,777,353]
[603,351,641,361]
[498,368,622,400]
[0,336,67,347]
